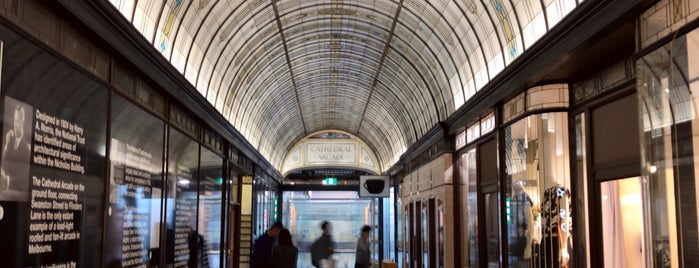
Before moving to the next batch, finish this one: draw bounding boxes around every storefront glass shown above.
[458,148,479,267]
[574,114,590,267]
[635,28,699,268]
[198,147,223,267]
[505,112,572,268]
[484,192,500,267]
[600,177,645,267]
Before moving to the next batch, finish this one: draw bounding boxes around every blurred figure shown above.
[310,221,335,268]
[271,228,298,268]
[354,225,372,268]
[188,227,209,268]
[251,222,283,268]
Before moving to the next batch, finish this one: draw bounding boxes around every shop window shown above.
[458,149,479,267]
[635,27,699,267]
[505,112,572,267]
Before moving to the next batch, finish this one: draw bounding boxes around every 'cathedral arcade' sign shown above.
[306,142,356,164]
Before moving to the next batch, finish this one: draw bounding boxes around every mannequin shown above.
[537,185,571,268]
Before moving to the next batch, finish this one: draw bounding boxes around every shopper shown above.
[251,222,284,268]
[310,221,335,267]
[271,228,298,268]
[354,225,372,268]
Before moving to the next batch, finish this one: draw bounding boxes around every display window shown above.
[458,148,479,267]
[600,177,645,267]
[484,192,500,267]
[504,112,572,268]
[635,27,699,268]
[105,95,165,267]
[164,127,199,267]
[197,146,223,267]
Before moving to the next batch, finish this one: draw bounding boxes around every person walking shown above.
[271,228,298,268]
[354,225,372,268]
[251,222,284,268]
[310,221,335,268]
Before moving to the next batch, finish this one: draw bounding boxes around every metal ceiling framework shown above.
[107,0,583,172]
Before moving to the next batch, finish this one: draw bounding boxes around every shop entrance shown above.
[600,177,645,268]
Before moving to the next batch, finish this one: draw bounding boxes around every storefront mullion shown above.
[572,112,591,268]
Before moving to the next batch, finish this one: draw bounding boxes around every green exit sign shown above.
[322,177,337,185]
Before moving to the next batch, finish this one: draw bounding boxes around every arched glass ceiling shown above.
[108,0,583,172]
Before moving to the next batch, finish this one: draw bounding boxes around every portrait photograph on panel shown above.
[0,96,32,202]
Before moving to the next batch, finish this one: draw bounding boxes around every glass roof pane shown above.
[184,44,202,81]
[458,61,474,97]
[194,69,209,94]
[513,0,545,49]
[171,45,186,73]
[473,49,489,90]
[487,52,505,80]
[211,73,224,109]
[546,0,578,28]
[383,53,429,108]
[524,12,547,49]
[110,0,135,21]
[108,0,583,172]
[493,0,522,63]
[153,0,186,58]
[199,59,214,97]
[132,0,163,42]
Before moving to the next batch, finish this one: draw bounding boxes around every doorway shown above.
[281,191,377,268]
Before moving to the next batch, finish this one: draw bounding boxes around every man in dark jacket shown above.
[310,221,335,268]
[251,222,284,268]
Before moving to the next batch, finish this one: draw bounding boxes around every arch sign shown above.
[281,131,381,175]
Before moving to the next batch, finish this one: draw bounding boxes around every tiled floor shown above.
[297,252,356,268]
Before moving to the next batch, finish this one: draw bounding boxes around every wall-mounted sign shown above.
[359,175,390,197]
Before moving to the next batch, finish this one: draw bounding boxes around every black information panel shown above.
[165,127,199,267]
[0,25,108,267]
[104,95,164,267]
[198,147,223,268]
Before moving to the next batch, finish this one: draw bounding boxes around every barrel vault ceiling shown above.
[106,0,583,172]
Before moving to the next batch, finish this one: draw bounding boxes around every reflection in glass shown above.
[636,30,697,267]
[198,147,223,268]
[600,177,645,268]
[165,127,199,267]
[574,114,590,267]
[106,96,164,267]
[485,192,500,267]
[422,202,429,268]
[253,177,277,241]
[382,188,397,263]
[459,149,479,267]
[224,167,240,267]
[404,204,411,268]
[396,187,404,267]
[505,112,572,268]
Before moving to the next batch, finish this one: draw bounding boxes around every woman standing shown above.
[271,228,298,268]
[355,225,372,268]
